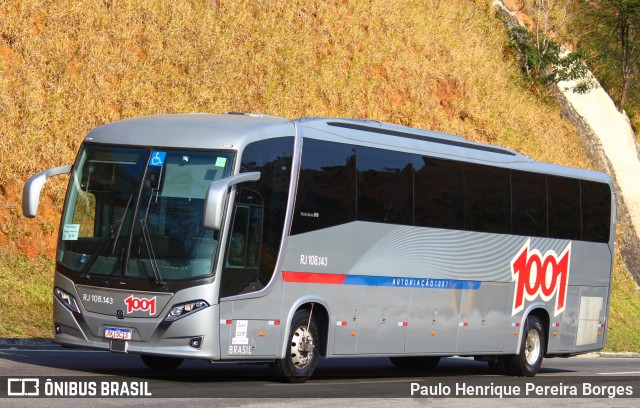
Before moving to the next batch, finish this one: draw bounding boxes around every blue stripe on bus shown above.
[342,275,481,290]
[282,271,481,290]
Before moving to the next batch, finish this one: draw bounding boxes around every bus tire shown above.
[389,356,441,370]
[140,354,184,370]
[272,309,319,383]
[506,315,545,377]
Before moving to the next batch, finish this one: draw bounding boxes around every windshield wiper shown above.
[138,192,167,290]
[139,218,166,289]
[110,195,132,254]
[81,194,133,279]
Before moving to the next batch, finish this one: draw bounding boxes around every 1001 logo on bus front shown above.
[511,240,571,317]
[124,295,156,315]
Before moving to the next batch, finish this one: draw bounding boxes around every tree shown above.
[614,0,640,111]
[579,0,640,112]
[508,0,595,93]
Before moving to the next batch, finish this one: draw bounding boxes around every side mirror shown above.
[202,172,261,230]
[22,165,72,218]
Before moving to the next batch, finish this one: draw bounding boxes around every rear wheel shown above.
[140,354,184,370]
[505,315,545,376]
[272,309,319,383]
[389,356,441,370]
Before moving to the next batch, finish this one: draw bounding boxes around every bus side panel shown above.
[549,241,611,354]
[575,286,608,352]
[277,282,364,356]
[456,282,509,353]
[405,288,462,353]
[218,281,284,359]
[279,223,613,358]
[356,287,410,354]
[219,301,234,355]
[570,242,613,286]
[331,285,362,355]
[548,285,580,352]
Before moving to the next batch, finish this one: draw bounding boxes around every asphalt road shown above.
[0,345,638,407]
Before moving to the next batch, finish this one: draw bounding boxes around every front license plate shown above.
[105,327,132,340]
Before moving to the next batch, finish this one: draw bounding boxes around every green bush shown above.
[509,25,595,93]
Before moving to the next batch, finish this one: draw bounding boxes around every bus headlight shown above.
[165,300,209,322]
[54,287,81,314]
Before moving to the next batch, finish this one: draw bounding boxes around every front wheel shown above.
[272,309,319,383]
[505,315,545,376]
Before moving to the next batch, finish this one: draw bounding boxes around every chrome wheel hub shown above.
[525,328,541,365]
[290,325,314,369]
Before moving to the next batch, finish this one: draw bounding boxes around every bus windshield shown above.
[57,145,234,282]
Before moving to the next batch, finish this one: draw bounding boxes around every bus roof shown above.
[295,117,611,185]
[87,113,521,158]
[84,113,292,149]
[296,117,523,159]
[82,113,611,185]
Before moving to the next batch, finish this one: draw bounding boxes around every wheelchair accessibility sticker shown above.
[149,151,167,167]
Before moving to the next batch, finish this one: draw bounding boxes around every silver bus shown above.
[23,113,616,382]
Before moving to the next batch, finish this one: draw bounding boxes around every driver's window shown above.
[220,188,264,298]
[227,204,262,268]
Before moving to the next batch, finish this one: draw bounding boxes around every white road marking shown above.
[263,379,422,386]
[0,349,108,353]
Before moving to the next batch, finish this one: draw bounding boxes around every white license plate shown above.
[105,327,132,340]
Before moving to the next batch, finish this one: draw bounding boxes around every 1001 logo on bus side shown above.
[511,240,571,317]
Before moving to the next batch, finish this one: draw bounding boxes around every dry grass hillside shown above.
[0,0,637,349]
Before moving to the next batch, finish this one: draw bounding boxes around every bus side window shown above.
[356,146,413,225]
[511,170,547,237]
[464,163,511,234]
[548,175,581,240]
[227,207,248,267]
[292,139,356,234]
[226,204,263,268]
[414,156,464,230]
[581,180,611,242]
[221,188,264,297]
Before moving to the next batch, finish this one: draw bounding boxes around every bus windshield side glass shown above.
[57,145,234,281]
